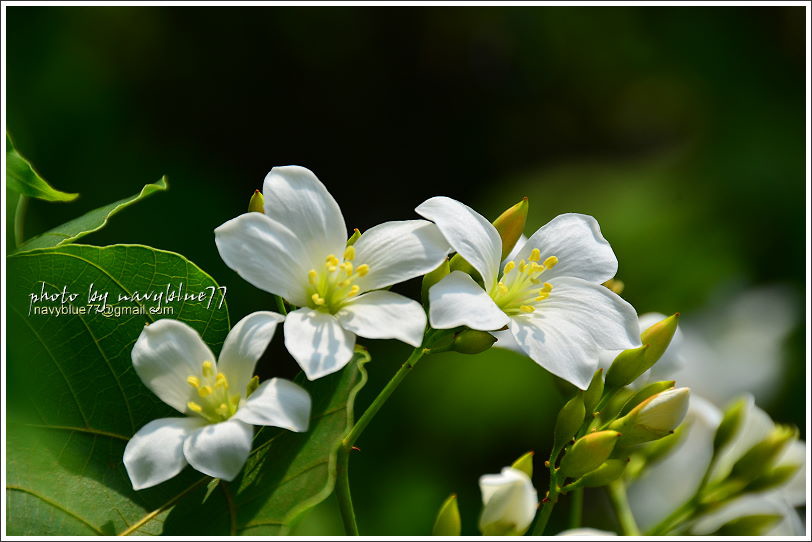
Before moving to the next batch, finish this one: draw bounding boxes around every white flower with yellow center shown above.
[416,196,640,389]
[124,312,311,489]
[215,166,450,380]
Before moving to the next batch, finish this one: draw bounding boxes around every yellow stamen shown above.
[348,285,360,297]
[497,281,509,294]
[230,395,241,407]
[520,305,536,313]
[519,260,527,272]
[187,401,203,413]
[215,403,229,417]
[535,292,550,301]
[326,254,339,266]
[338,279,351,288]
[312,293,325,305]
[327,265,337,273]
[543,256,559,269]
[356,264,370,276]
[308,269,318,285]
[529,248,541,262]
[542,282,553,292]
[202,361,214,378]
[198,385,213,398]
[344,246,356,261]
[186,376,200,388]
[341,261,353,274]
[503,261,516,274]
[215,373,228,389]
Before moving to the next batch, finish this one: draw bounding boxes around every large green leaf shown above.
[161,350,371,535]
[6,244,230,535]
[6,133,78,202]
[12,177,169,253]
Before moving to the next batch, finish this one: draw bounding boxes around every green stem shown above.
[646,498,696,535]
[569,487,583,529]
[532,487,559,535]
[607,480,640,535]
[272,295,287,315]
[335,445,359,535]
[14,194,28,248]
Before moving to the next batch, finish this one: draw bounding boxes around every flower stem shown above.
[569,487,583,529]
[272,295,287,315]
[607,479,640,535]
[646,498,696,535]
[532,487,559,535]
[14,195,28,248]
[335,444,359,535]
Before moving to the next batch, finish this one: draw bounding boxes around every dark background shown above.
[6,6,806,535]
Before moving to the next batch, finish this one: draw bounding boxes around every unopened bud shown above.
[639,313,680,368]
[492,197,529,260]
[710,514,783,536]
[452,329,497,354]
[432,493,461,536]
[639,423,686,465]
[569,459,628,489]
[713,397,748,454]
[248,189,264,213]
[582,369,604,415]
[448,253,480,280]
[745,463,802,493]
[479,467,538,536]
[599,388,635,423]
[346,228,362,246]
[511,451,534,478]
[558,431,621,479]
[619,380,676,418]
[422,259,450,305]
[730,425,798,484]
[553,395,586,455]
[611,387,690,447]
[605,344,651,389]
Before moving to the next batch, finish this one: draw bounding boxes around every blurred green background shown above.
[6,6,806,535]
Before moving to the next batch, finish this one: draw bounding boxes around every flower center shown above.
[490,248,559,316]
[306,245,369,312]
[186,361,241,423]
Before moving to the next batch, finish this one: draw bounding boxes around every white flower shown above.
[416,197,640,389]
[215,166,450,380]
[478,466,538,536]
[557,528,617,536]
[628,395,805,535]
[124,312,311,490]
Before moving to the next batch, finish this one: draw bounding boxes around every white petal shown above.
[215,212,312,306]
[428,271,510,331]
[502,234,528,268]
[233,378,311,432]
[558,528,617,536]
[263,166,346,261]
[478,467,538,536]
[284,308,356,380]
[692,493,802,535]
[510,278,640,389]
[124,417,205,490]
[775,440,806,506]
[336,291,426,347]
[491,329,527,355]
[416,196,502,290]
[352,220,450,291]
[514,213,618,283]
[183,419,254,481]
[218,311,285,396]
[131,320,215,414]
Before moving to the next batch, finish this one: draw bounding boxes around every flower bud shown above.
[553,395,586,455]
[346,227,362,246]
[712,397,747,454]
[604,344,651,389]
[639,313,680,368]
[619,380,676,418]
[610,387,690,447]
[422,259,450,305]
[558,431,621,479]
[599,388,635,423]
[729,425,798,484]
[582,369,604,416]
[247,189,264,213]
[452,329,497,354]
[432,493,461,536]
[745,463,802,493]
[710,514,783,536]
[511,451,534,478]
[492,197,528,260]
[478,467,538,536]
[638,423,685,465]
[569,459,628,489]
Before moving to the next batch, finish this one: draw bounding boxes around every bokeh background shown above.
[6,5,807,535]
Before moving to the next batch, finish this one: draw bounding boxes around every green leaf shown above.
[161,349,372,535]
[6,133,78,202]
[6,244,230,536]
[12,177,168,253]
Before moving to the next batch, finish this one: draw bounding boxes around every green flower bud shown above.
[558,431,621,479]
[598,388,635,423]
[611,387,690,447]
[639,422,686,466]
[619,380,676,418]
[432,493,461,536]
[582,369,604,416]
[553,395,586,455]
[605,344,651,389]
[346,227,362,246]
[570,459,628,489]
[492,197,529,260]
[452,329,497,355]
[713,397,747,454]
[639,313,680,367]
[730,425,798,484]
[511,451,534,478]
[745,463,802,493]
[248,189,264,213]
[421,259,450,305]
[710,514,783,536]
[551,375,580,399]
